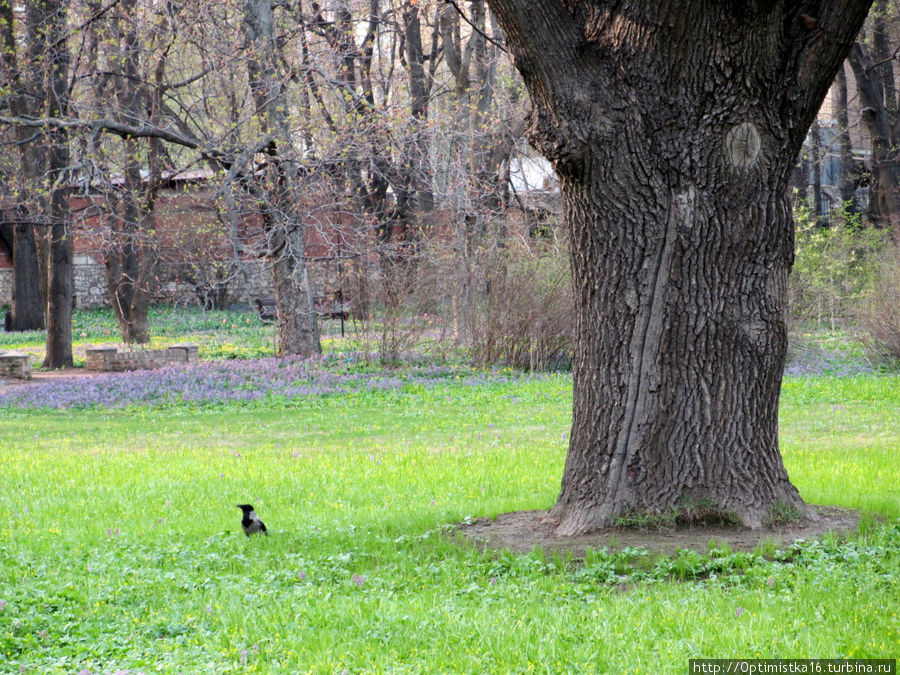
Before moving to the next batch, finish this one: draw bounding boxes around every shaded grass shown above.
[0,305,356,365]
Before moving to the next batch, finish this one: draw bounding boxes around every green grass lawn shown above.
[0,305,363,365]
[1,367,897,673]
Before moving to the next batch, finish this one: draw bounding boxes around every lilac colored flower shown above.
[0,599,6,610]
[298,571,306,580]
[205,604,212,613]
[0,355,556,411]
[735,606,744,618]
[489,577,497,586]
[240,649,248,664]
[352,573,366,587]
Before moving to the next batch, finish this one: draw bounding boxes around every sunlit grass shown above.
[0,369,897,673]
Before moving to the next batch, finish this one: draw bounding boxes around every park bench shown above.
[254,295,352,322]
[254,297,278,322]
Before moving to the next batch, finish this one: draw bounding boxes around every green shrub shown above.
[470,242,573,371]
[790,204,886,330]
[859,239,900,363]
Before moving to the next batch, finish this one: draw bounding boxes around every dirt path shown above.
[0,367,109,394]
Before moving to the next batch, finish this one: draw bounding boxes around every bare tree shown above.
[0,0,45,331]
[242,0,321,357]
[41,0,75,369]
[848,0,900,236]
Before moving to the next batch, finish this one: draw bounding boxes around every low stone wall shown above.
[86,344,199,372]
[0,351,31,379]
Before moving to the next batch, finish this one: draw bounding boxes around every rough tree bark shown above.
[0,0,45,331]
[486,0,872,533]
[848,7,900,236]
[243,0,320,358]
[42,0,74,369]
[103,0,160,344]
[834,64,857,209]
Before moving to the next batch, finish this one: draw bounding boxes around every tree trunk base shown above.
[545,489,814,536]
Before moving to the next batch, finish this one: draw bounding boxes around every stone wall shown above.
[154,259,276,309]
[86,344,199,372]
[74,254,108,309]
[0,351,31,379]
[1,256,284,312]
[0,268,11,306]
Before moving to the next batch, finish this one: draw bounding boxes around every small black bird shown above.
[236,504,268,537]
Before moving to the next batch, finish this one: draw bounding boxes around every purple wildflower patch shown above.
[0,356,542,410]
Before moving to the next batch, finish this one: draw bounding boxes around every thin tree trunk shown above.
[42,0,73,369]
[0,0,44,330]
[10,219,45,331]
[848,39,900,236]
[810,120,824,222]
[835,64,857,209]
[104,0,158,344]
[243,0,320,357]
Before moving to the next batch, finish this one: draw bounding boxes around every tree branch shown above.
[0,114,205,151]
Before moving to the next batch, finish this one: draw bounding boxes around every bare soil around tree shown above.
[457,506,860,558]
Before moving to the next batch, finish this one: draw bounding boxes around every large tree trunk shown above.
[44,189,73,369]
[487,1,872,533]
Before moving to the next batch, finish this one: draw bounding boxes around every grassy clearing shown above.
[0,305,362,365]
[1,367,897,673]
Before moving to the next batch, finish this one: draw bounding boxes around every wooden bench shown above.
[254,296,351,321]
[313,295,351,321]
[254,297,278,322]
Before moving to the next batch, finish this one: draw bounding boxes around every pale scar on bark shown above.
[725,122,761,170]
